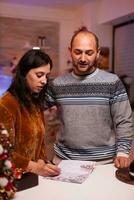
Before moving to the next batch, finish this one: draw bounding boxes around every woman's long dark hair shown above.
[8,49,53,111]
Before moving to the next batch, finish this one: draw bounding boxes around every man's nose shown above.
[80,53,86,62]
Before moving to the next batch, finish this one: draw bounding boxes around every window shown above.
[112,20,134,109]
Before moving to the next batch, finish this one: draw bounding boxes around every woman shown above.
[0,49,60,176]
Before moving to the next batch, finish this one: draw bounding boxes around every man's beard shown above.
[73,59,97,75]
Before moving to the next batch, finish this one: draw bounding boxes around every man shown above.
[48,26,134,168]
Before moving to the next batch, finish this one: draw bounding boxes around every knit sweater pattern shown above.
[49,68,133,161]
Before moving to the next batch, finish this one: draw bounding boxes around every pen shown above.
[45,160,56,165]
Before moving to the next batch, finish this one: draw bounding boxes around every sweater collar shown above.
[71,68,99,80]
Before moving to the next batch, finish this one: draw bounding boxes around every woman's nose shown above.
[41,77,47,85]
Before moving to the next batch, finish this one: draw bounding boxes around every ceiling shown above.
[0,0,94,10]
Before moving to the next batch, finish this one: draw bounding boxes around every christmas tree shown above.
[0,123,22,200]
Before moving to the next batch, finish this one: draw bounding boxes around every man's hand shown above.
[114,156,130,168]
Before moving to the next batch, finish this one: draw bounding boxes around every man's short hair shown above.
[70,26,99,49]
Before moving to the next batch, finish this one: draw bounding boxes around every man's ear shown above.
[97,48,100,59]
[68,46,71,53]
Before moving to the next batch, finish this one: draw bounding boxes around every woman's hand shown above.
[27,159,61,177]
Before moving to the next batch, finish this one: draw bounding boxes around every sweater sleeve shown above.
[38,139,48,161]
[38,113,48,161]
[110,79,134,155]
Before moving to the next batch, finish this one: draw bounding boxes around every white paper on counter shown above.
[44,160,96,184]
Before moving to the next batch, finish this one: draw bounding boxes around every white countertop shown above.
[14,164,134,200]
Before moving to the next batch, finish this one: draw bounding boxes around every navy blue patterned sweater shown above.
[48,68,134,161]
